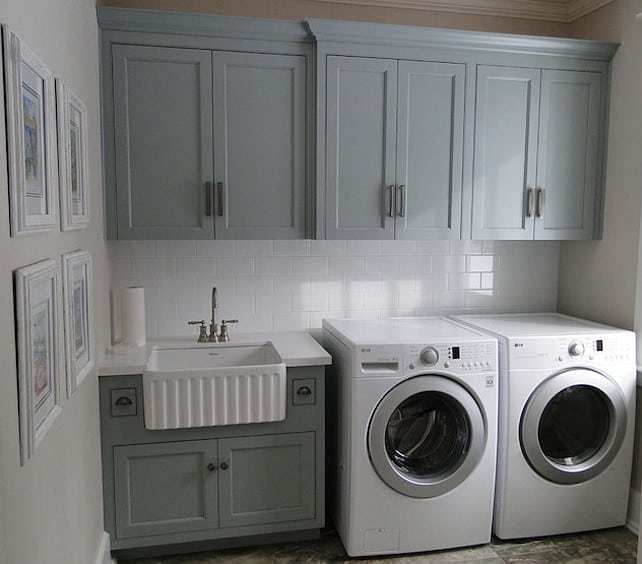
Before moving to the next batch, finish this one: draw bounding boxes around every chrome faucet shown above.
[210,286,219,342]
[187,286,238,342]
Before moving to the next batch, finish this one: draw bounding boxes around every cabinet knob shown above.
[114,396,132,406]
[207,463,217,472]
[220,461,229,470]
[296,386,312,396]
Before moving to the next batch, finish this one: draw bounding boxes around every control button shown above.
[568,341,585,357]
[420,347,439,366]
[558,356,564,362]
[444,362,450,368]
[409,363,415,370]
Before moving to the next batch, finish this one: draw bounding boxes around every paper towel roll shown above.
[121,286,146,346]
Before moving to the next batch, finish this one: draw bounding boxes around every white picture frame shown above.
[62,250,94,396]
[56,80,90,230]
[2,25,58,236]
[15,259,62,465]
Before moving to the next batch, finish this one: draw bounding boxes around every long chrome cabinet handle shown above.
[526,188,534,218]
[205,181,213,216]
[536,188,544,218]
[397,185,406,217]
[216,181,224,217]
[386,185,394,218]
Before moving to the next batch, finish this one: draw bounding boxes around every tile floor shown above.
[123,526,637,563]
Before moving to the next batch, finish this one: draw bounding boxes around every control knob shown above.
[420,347,439,366]
[568,341,585,357]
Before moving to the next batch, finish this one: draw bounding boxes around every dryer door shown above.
[367,375,486,498]
[520,368,627,484]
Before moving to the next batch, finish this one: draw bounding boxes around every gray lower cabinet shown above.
[324,55,464,240]
[108,43,307,239]
[472,65,604,240]
[100,368,324,556]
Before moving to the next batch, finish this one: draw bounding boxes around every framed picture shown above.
[2,25,58,236]
[56,80,89,230]
[15,259,62,464]
[62,250,94,396]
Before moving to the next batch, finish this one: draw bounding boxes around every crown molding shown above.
[312,0,616,23]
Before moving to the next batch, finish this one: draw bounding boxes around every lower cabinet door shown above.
[114,440,219,538]
[218,433,316,528]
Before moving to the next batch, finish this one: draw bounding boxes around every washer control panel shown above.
[405,341,497,375]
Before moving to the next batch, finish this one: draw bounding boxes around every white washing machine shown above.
[322,317,498,557]
[452,313,636,540]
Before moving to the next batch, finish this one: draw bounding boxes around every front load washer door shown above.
[520,368,627,485]
[367,375,486,498]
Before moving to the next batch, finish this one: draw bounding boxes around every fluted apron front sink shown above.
[142,343,286,430]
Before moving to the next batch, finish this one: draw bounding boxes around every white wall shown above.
[0,0,111,563]
[110,240,560,338]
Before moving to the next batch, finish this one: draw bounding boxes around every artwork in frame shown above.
[56,80,90,230]
[62,250,94,396]
[14,259,62,465]
[2,25,58,236]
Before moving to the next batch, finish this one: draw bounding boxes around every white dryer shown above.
[453,313,636,540]
[322,317,498,557]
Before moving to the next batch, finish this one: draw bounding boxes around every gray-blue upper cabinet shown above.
[99,8,312,240]
[323,55,464,240]
[472,65,604,240]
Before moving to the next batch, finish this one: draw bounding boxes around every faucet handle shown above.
[188,320,208,343]
[219,319,238,342]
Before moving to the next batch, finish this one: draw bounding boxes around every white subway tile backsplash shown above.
[110,239,559,336]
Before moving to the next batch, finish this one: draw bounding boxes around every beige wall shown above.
[561,0,642,492]
[99,0,569,35]
[0,0,111,562]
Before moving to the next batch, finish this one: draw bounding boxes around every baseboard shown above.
[626,488,640,535]
[95,532,117,564]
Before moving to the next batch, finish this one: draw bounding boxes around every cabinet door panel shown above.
[213,52,306,239]
[472,66,540,240]
[113,46,213,239]
[325,56,396,239]
[114,440,218,538]
[535,70,601,240]
[218,433,315,528]
[395,61,464,240]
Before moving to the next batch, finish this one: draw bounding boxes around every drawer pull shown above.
[296,386,312,396]
[114,396,133,406]
[207,463,217,472]
[220,461,229,470]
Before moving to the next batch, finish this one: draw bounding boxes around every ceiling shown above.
[313,0,615,22]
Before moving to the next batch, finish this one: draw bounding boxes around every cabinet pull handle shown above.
[114,396,132,406]
[205,181,213,217]
[536,188,544,218]
[526,188,534,218]
[216,181,224,217]
[296,385,312,396]
[207,463,217,472]
[220,461,229,470]
[397,185,406,218]
[386,185,394,218]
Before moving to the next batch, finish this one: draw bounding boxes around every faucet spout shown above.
[211,287,218,326]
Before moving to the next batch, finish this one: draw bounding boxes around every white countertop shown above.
[98,331,332,376]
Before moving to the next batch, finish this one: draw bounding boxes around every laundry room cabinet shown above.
[471,66,604,240]
[99,8,312,240]
[323,55,464,240]
[99,367,325,556]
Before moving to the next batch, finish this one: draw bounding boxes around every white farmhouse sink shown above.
[142,343,286,430]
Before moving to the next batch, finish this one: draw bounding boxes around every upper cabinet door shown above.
[395,61,465,240]
[212,52,307,239]
[113,45,214,239]
[534,70,602,240]
[325,56,397,240]
[472,65,540,240]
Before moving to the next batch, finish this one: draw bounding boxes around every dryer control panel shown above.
[404,341,497,375]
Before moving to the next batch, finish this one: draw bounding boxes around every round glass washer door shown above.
[367,375,486,498]
[520,368,627,485]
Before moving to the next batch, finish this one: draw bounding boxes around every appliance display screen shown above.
[451,346,460,360]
